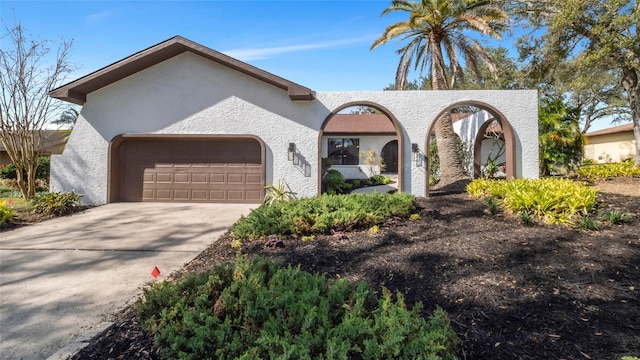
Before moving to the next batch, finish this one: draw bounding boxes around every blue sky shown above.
[1,0,518,92]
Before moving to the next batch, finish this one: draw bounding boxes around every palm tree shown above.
[51,107,79,126]
[371,0,507,186]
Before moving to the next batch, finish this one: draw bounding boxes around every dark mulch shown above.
[73,178,640,360]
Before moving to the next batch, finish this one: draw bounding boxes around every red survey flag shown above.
[151,266,161,279]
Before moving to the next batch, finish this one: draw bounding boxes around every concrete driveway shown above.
[0,202,253,360]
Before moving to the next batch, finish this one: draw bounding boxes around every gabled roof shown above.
[585,123,634,137]
[49,36,316,105]
[0,130,69,153]
[324,114,396,134]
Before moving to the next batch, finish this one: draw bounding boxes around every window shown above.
[328,138,359,165]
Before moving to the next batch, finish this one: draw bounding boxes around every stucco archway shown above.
[317,101,405,194]
[424,102,517,195]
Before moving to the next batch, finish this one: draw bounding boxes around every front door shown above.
[381,140,398,173]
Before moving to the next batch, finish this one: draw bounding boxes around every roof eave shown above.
[49,36,315,104]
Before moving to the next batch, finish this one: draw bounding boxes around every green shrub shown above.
[483,197,499,215]
[468,178,597,226]
[263,179,296,206]
[138,257,458,360]
[0,199,14,224]
[577,159,640,181]
[0,157,50,180]
[600,209,629,225]
[518,211,535,226]
[231,192,415,240]
[323,170,347,194]
[578,216,600,231]
[31,191,83,216]
[369,174,387,186]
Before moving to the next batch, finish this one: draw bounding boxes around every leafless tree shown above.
[0,22,73,199]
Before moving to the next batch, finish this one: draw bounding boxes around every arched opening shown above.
[381,140,399,173]
[473,117,506,179]
[424,102,516,195]
[318,101,404,194]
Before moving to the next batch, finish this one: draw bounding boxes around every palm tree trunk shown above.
[431,39,469,186]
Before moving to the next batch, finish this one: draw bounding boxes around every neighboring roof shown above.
[0,130,69,153]
[49,36,316,105]
[585,123,634,137]
[324,114,396,134]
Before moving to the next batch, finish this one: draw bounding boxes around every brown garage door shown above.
[117,137,263,203]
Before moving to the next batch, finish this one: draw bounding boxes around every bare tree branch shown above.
[0,21,73,199]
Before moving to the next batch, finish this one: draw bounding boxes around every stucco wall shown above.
[51,52,538,205]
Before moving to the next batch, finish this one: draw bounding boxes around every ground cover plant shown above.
[138,256,458,359]
[577,159,640,181]
[69,178,640,359]
[231,192,415,240]
[467,178,597,225]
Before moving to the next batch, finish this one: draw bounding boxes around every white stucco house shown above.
[49,36,539,205]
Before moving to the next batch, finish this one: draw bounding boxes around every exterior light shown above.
[288,143,296,161]
[412,143,420,162]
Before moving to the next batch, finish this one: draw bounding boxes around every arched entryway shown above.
[318,101,404,194]
[381,140,398,173]
[473,118,506,178]
[424,102,516,195]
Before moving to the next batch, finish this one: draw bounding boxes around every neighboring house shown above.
[0,130,68,165]
[49,36,539,205]
[583,123,635,163]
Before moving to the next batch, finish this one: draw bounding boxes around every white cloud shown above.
[84,9,117,25]
[222,35,376,61]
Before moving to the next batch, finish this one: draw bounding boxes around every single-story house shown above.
[322,113,397,179]
[49,36,538,205]
[583,123,635,163]
[0,130,69,165]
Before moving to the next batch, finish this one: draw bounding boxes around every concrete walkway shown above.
[0,202,253,360]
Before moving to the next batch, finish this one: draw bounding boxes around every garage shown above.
[110,136,264,203]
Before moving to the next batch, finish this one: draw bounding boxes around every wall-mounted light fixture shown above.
[412,143,420,162]
[288,143,296,161]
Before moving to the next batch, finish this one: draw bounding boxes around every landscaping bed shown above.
[73,178,640,359]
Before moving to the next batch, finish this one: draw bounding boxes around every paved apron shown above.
[0,202,253,360]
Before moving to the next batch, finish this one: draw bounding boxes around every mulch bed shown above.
[73,178,640,360]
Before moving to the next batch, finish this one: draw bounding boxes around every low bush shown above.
[578,216,600,231]
[31,191,82,216]
[0,199,14,224]
[322,169,347,194]
[599,209,629,225]
[577,159,640,181]
[0,157,51,180]
[263,179,296,206]
[468,178,597,225]
[138,257,458,360]
[231,192,415,240]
